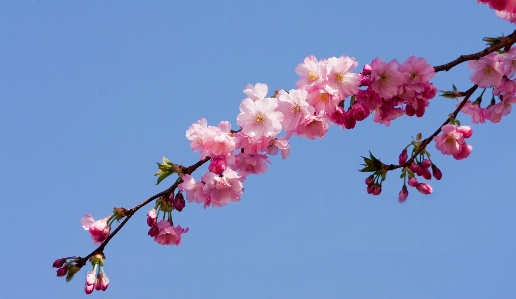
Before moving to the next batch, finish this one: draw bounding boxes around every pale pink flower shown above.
[201,169,244,208]
[232,153,271,176]
[453,144,473,160]
[81,214,95,230]
[399,56,435,87]
[235,134,269,155]
[370,58,404,99]
[295,114,329,139]
[243,83,268,101]
[237,97,283,140]
[203,121,235,158]
[460,101,487,124]
[186,118,209,154]
[468,53,505,88]
[295,55,327,91]
[433,124,465,155]
[81,215,110,245]
[325,56,361,99]
[265,136,290,159]
[306,88,337,114]
[154,220,188,246]
[277,89,314,132]
[372,105,405,127]
[178,174,208,205]
[485,95,516,122]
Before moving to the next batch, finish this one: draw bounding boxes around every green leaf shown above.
[359,165,377,172]
[452,84,457,91]
[156,171,173,185]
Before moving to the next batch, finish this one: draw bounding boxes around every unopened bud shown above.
[398,185,408,203]
[431,164,442,180]
[398,149,408,164]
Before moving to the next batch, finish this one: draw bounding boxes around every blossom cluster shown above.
[83,255,109,294]
[464,47,516,122]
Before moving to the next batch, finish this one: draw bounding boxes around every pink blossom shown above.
[295,55,327,91]
[468,53,505,88]
[232,153,271,176]
[342,110,357,129]
[178,174,208,205]
[295,114,329,139]
[453,144,473,160]
[203,121,235,158]
[186,118,209,155]
[478,0,516,13]
[461,101,487,124]
[372,103,405,127]
[399,56,435,86]
[81,215,110,245]
[146,209,157,227]
[81,214,95,230]
[277,89,314,132]
[243,83,269,101]
[265,136,290,159]
[496,10,516,24]
[208,157,227,175]
[237,97,283,140]
[201,169,244,208]
[154,220,188,246]
[325,56,361,99]
[370,58,404,99]
[355,88,382,111]
[485,95,516,122]
[433,124,465,155]
[306,88,337,114]
[350,102,370,121]
[416,183,433,195]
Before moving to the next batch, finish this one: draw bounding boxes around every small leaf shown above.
[156,171,172,185]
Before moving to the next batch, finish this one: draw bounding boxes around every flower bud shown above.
[415,107,425,117]
[372,184,382,196]
[328,107,346,126]
[86,270,96,285]
[343,110,356,129]
[148,225,159,237]
[405,104,415,116]
[456,125,473,138]
[208,157,227,175]
[146,209,157,227]
[350,103,370,121]
[360,75,370,86]
[173,193,185,212]
[398,185,408,203]
[431,164,442,180]
[421,159,431,168]
[398,149,408,164]
[409,163,418,173]
[56,266,67,277]
[408,177,419,187]
[100,272,109,291]
[362,64,372,76]
[416,183,433,195]
[53,259,65,268]
[367,184,374,194]
[365,176,374,186]
[422,168,432,180]
[84,283,94,294]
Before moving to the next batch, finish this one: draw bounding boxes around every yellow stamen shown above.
[308,71,318,82]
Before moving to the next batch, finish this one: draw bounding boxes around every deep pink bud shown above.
[416,183,433,195]
[350,103,370,121]
[148,225,159,237]
[100,273,109,291]
[208,157,227,175]
[408,177,419,187]
[360,75,370,86]
[409,162,418,173]
[398,149,408,164]
[173,193,185,212]
[431,164,442,180]
[343,110,356,129]
[362,64,372,76]
[53,259,65,268]
[146,209,157,227]
[456,126,473,138]
[367,184,374,194]
[421,159,431,168]
[415,164,424,176]
[56,266,67,277]
[398,185,408,203]
[422,167,432,180]
[95,278,102,291]
[405,104,415,116]
[365,176,374,186]
[415,107,425,117]
[328,107,346,126]
[372,184,382,196]
[84,283,94,294]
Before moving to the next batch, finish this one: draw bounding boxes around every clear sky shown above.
[1,1,516,298]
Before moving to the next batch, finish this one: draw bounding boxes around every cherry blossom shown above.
[237,96,283,140]
[154,220,188,246]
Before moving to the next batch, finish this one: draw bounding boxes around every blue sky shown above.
[1,1,516,298]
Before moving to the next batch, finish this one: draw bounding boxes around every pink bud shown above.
[343,110,356,129]
[416,183,433,195]
[328,107,346,126]
[408,177,419,187]
[350,103,370,121]
[86,271,96,285]
[431,164,442,180]
[173,193,185,212]
[398,149,408,164]
[422,168,432,180]
[405,104,415,116]
[95,279,102,291]
[409,163,418,173]
[56,266,67,277]
[398,185,408,203]
[53,259,65,268]
[146,209,157,227]
[100,273,109,291]
[367,184,374,194]
[372,184,382,196]
[365,176,374,186]
[421,159,431,168]
[148,225,159,237]
[456,126,473,138]
[360,75,370,86]
[415,107,426,117]
[362,64,372,75]
[84,283,94,294]
[415,164,424,176]
[208,157,227,175]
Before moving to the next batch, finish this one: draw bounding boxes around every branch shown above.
[433,29,516,72]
